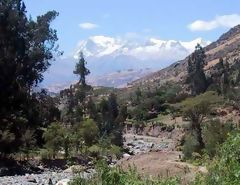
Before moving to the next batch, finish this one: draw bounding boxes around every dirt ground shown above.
[118,151,205,184]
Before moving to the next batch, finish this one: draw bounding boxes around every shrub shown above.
[204,133,240,184]
[39,148,52,160]
[202,119,234,158]
[88,145,102,158]
[180,91,224,151]
[43,122,67,159]
[183,131,200,159]
[108,145,122,159]
[79,119,99,146]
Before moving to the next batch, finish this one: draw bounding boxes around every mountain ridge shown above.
[43,36,210,92]
[129,25,240,89]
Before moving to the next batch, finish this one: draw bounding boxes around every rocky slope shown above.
[129,25,240,89]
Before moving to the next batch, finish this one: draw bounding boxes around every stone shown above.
[123,153,131,158]
[198,166,208,174]
[26,176,37,183]
[56,178,71,185]
[64,165,84,173]
[48,178,53,185]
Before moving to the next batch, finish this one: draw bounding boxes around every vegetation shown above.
[193,132,240,185]
[187,44,207,95]
[202,119,235,158]
[70,160,180,185]
[1,1,240,184]
[43,122,67,159]
[0,0,60,157]
[74,52,90,87]
[180,91,223,152]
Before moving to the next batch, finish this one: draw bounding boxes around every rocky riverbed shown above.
[0,168,95,185]
[123,133,175,155]
[0,171,73,185]
[0,133,178,185]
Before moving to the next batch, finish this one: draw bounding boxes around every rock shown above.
[47,178,53,185]
[198,166,208,174]
[26,176,37,183]
[38,165,45,170]
[123,153,131,158]
[64,165,84,173]
[56,178,71,185]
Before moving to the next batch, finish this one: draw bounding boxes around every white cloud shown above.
[188,14,240,31]
[79,22,99,29]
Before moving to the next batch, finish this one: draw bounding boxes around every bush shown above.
[43,122,67,159]
[108,145,122,159]
[79,119,99,146]
[39,148,52,160]
[204,133,240,184]
[202,119,234,158]
[88,145,102,158]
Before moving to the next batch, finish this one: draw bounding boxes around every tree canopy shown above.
[0,0,60,156]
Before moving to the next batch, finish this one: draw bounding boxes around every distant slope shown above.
[43,37,210,92]
[129,25,240,89]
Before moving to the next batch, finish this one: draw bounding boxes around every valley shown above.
[1,1,240,185]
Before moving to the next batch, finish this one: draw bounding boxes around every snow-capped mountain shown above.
[72,36,210,76]
[74,36,210,60]
[42,36,211,92]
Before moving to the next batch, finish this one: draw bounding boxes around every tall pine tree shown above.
[74,52,90,86]
[187,44,208,95]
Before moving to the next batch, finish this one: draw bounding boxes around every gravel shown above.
[0,169,95,185]
[0,134,168,184]
[125,137,169,154]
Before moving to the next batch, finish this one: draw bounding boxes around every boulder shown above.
[55,178,71,185]
[25,175,37,183]
[64,165,84,173]
[123,153,131,158]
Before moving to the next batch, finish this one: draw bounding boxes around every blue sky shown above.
[24,0,240,54]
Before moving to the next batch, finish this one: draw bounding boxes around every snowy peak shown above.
[180,38,211,52]
[74,36,123,58]
[74,36,211,60]
[43,36,212,92]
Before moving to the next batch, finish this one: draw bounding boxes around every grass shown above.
[69,160,180,185]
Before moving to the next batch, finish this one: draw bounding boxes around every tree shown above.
[135,87,142,104]
[71,126,84,155]
[85,97,97,119]
[220,59,230,95]
[20,129,36,159]
[187,44,207,95]
[0,0,60,156]
[202,120,234,158]
[108,93,119,121]
[116,105,128,123]
[74,52,90,86]
[97,94,123,146]
[43,122,66,159]
[79,119,99,146]
[180,91,221,152]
